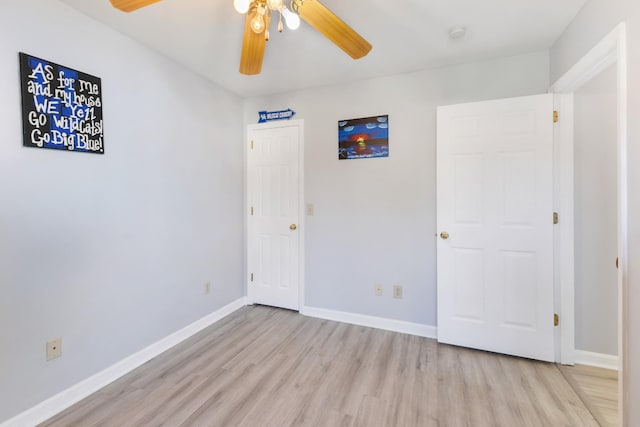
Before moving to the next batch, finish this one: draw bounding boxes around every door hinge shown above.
[616,257,619,269]
[250,273,254,282]
[553,111,559,123]
[553,212,559,224]
[250,140,254,150]
[554,313,559,327]
[250,206,254,216]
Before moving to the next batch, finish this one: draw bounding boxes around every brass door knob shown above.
[440,231,450,240]
[290,224,297,231]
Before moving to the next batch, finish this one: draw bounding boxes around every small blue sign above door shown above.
[258,109,296,123]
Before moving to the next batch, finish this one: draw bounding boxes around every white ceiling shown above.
[57,0,587,98]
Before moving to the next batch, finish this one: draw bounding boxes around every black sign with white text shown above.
[19,53,104,154]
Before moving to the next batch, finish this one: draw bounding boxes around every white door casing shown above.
[247,122,302,311]
[550,23,627,423]
[436,94,555,362]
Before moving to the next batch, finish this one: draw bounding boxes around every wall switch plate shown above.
[393,285,403,299]
[306,204,315,216]
[204,282,211,294]
[375,284,383,296]
[47,338,62,361]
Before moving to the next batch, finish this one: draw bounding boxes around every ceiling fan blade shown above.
[296,0,372,59]
[240,13,271,75]
[109,0,162,12]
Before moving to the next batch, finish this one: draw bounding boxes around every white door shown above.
[436,94,555,362]
[247,123,301,311]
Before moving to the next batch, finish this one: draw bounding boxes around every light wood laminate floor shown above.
[560,364,618,426]
[41,306,600,427]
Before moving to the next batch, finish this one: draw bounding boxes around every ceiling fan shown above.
[109,0,373,75]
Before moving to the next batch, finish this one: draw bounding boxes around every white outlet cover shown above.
[375,284,383,296]
[393,285,403,299]
[47,337,62,361]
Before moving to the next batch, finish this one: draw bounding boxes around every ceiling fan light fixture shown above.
[267,0,284,12]
[282,7,300,30]
[238,0,371,75]
[233,0,250,14]
[250,12,266,34]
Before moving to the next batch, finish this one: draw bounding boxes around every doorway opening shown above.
[551,23,628,426]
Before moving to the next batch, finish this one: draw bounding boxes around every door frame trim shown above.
[245,119,305,311]
[550,22,627,425]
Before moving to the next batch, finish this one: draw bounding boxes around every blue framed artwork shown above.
[338,115,389,160]
[19,52,104,154]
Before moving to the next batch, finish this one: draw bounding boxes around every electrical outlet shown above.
[374,284,383,296]
[204,281,211,294]
[393,285,403,299]
[46,338,62,361]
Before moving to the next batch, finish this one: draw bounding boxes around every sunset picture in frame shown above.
[338,115,389,160]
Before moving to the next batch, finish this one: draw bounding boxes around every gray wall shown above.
[244,52,550,327]
[551,0,640,423]
[574,64,618,356]
[5,0,638,422]
[0,1,245,422]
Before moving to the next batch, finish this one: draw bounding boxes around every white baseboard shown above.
[1,297,248,427]
[301,306,437,339]
[574,350,619,370]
